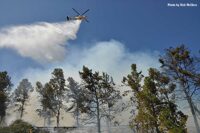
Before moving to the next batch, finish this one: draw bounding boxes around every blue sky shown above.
[0,0,200,84]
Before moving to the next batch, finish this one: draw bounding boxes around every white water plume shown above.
[0,20,81,63]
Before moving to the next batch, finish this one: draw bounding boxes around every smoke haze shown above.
[0,20,81,63]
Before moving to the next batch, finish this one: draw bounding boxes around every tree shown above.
[67,77,83,127]
[100,72,121,133]
[159,45,200,132]
[123,64,187,133]
[36,68,67,127]
[79,66,121,133]
[0,71,12,125]
[0,119,49,133]
[49,68,67,127]
[36,82,54,127]
[122,64,143,131]
[8,119,36,133]
[148,68,187,133]
[13,79,33,119]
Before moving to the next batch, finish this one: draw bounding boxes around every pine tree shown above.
[67,77,83,127]
[123,64,187,133]
[49,68,66,127]
[159,45,200,132]
[13,79,32,119]
[36,68,67,127]
[79,66,121,133]
[36,82,54,127]
[0,71,12,125]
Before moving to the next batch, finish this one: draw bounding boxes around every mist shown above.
[17,40,159,127]
[0,20,81,63]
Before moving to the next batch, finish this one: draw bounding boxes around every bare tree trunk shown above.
[194,105,200,115]
[47,116,51,127]
[96,99,101,133]
[184,90,200,133]
[106,116,111,133]
[76,104,79,128]
[20,102,24,119]
[0,117,4,127]
[56,109,60,127]
[107,107,111,133]
[43,117,46,127]
[176,69,200,133]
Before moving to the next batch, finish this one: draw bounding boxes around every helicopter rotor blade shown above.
[85,18,89,23]
[81,9,90,15]
[72,8,80,15]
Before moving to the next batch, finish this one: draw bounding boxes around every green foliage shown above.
[0,71,12,124]
[159,109,187,133]
[0,119,36,133]
[79,66,102,114]
[9,119,34,133]
[67,77,83,127]
[36,68,67,127]
[0,126,10,133]
[79,66,121,133]
[159,45,200,132]
[36,81,54,126]
[13,79,32,119]
[123,64,187,133]
[159,45,199,94]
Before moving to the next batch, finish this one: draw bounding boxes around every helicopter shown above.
[67,8,89,22]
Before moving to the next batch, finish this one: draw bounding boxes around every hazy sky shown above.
[0,0,199,84]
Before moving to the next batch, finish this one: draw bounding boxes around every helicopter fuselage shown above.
[67,16,86,21]
[75,16,86,20]
[67,8,89,22]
